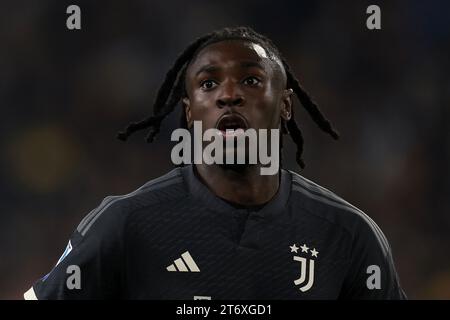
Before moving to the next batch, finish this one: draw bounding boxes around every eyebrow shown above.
[194,61,266,77]
[195,65,220,77]
[239,61,266,71]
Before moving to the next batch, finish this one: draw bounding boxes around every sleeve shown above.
[24,197,128,300]
[339,215,407,300]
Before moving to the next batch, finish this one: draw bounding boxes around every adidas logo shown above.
[166,251,200,272]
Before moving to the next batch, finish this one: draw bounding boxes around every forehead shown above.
[186,40,282,76]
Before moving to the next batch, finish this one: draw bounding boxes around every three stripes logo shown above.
[166,251,200,272]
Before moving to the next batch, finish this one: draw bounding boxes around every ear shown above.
[182,97,193,128]
[280,88,293,121]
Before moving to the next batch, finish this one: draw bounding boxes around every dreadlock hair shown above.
[117,26,339,169]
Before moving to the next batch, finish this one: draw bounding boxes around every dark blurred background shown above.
[1,0,449,299]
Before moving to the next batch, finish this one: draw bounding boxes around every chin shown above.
[217,162,254,173]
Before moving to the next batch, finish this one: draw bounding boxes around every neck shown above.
[195,163,280,206]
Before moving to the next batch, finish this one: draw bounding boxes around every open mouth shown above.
[215,113,249,134]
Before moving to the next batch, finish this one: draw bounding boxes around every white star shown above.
[290,244,299,253]
[311,248,319,257]
[300,244,309,253]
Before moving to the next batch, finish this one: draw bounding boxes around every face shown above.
[183,40,293,167]
[183,39,292,133]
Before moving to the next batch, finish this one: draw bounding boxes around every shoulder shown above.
[288,170,390,257]
[76,167,187,237]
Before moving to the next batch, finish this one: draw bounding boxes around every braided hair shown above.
[117,26,339,169]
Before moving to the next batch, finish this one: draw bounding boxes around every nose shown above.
[216,81,245,108]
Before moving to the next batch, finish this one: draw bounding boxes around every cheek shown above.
[189,94,220,128]
[266,108,282,129]
[254,85,282,127]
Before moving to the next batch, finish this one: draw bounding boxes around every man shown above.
[24,27,406,299]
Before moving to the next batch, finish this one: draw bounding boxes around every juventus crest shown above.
[290,243,319,292]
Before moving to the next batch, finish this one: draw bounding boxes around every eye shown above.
[200,79,218,90]
[243,76,261,86]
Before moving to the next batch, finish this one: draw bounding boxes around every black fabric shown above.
[28,165,407,300]
[220,198,267,212]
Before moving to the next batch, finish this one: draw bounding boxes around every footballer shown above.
[24,27,406,300]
